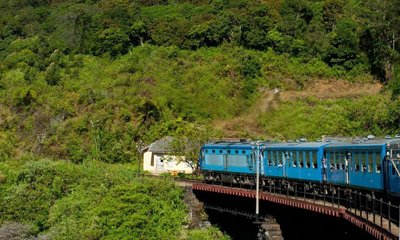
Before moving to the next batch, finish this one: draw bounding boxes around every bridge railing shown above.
[260,180,399,235]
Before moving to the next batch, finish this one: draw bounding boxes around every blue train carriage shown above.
[262,142,327,182]
[385,140,400,195]
[324,140,389,191]
[199,142,255,183]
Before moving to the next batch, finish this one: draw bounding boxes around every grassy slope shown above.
[214,79,389,140]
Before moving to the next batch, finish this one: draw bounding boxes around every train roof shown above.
[263,142,328,149]
[202,139,400,150]
[203,141,328,149]
[324,139,400,149]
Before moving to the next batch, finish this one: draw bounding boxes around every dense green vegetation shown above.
[1,0,400,162]
[1,0,399,78]
[1,0,400,238]
[0,159,228,239]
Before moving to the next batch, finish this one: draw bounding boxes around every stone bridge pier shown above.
[258,216,284,240]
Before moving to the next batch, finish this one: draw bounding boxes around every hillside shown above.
[0,0,400,239]
[213,80,384,138]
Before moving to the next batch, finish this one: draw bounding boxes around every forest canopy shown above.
[0,0,400,163]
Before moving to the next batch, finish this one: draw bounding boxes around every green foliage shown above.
[170,122,217,173]
[0,160,227,239]
[389,71,400,99]
[259,95,392,140]
[0,0,397,161]
[45,63,62,85]
[0,132,15,161]
[96,27,130,57]
[325,19,360,70]
[187,226,230,240]
[15,87,38,107]
[0,0,397,75]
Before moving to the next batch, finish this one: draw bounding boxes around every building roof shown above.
[148,136,174,153]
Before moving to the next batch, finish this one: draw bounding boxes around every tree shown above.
[129,21,148,46]
[389,68,400,99]
[149,16,191,46]
[96,27,130,56]
[360,0,400,81]
[240,5,272,50]
[169,123,215,174]
[324,19,359,70]
[185,17,229,49]
[45,62,61,85]
[323,0,345,31]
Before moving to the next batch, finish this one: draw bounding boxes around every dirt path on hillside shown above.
[212,80,383,138]
[280,80,382,101]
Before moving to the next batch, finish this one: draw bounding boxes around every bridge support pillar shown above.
[258,216,283,240]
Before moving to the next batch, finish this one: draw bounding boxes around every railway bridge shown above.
[179,179,400,240]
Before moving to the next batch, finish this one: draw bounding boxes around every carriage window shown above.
[278,151,283,166]
[235,150,239,154]
[270,151,275,166]
[266,152,271,166]
[219,150,223,153]
[292,151,298,167]
[340,152,346,170]
[361,152,369,173]
[361,151,367,172]
[306,152,311,168]
[274,151,278,165]
[375,152,381,173]
[287,152,292,167]
[242,150,245,154]
[368,152,373,173]
[354,152,358,171]
[227,150,231,154]
[312,151,317,168]
[298,151,304,167]
[361,152,366,172]
[352,152,357,171]
[335,152,341,170]
[335,152,338,170]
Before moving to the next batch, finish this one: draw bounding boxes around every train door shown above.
[326,150,348,186]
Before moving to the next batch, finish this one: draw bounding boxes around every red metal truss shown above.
[192,183,397,240]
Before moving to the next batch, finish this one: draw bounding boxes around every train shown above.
[199,139,400,197]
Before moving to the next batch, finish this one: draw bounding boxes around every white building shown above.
[143,137,193,175]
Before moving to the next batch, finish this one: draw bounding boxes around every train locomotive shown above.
[199,139,400,198]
